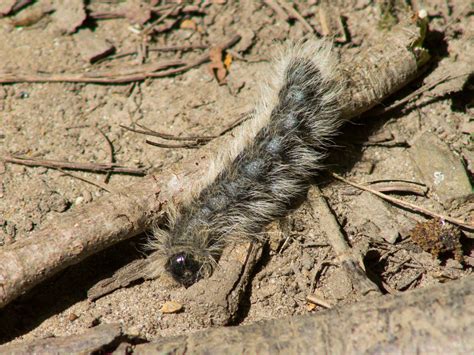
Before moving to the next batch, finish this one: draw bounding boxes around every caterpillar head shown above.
[165,252,202,287]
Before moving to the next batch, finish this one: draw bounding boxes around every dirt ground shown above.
[0,0,473,348]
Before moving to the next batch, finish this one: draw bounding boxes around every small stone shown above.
[160,301,183,314]
[68,313,79,322]
[410,132,472,206]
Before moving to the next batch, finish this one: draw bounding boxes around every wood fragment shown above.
[74,29,115,64]
[306,294,332,309]
[263,0,289,21]
[330,173,474,230]
[141,4,181,36]
[367,180,428,196]
[277,0,315,33]
[2,155,146,175]
[0,323,122,354]
[367,74,469,116]
[0,35,241,84]
[308,187,382,297]
[56,168,113,193]
[134,276,474,354]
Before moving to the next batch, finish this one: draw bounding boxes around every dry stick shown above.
[2,155,146,175]
[0,59,185,84]
[331,172,474,230]
[133,276,474,353]
[0,17,430,309]
[0,35,241,84]
[368,181,428,196]
[263,0,290,20]
[121,124,213,142]
[368,73,469,116]
[56,168,113,193]
[120,111,251,147]
[150,44,208,52]
[308,187,382,297]
[141,4,182,36]
[95,127,115,183]
[276,0,315,33]
[105,44,208,62]
[145,139,201,149]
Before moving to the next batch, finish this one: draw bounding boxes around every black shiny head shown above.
[165,252,202,287]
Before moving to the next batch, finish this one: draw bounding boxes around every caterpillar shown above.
[150,40,344,287]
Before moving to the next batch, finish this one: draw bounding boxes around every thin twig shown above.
[141,4,181,36]
[330,172,474,230]
[276,0,315,33]
[367,180,428,196]
[124,123,215,141]
[0,35,241,84]
[263,0,290,20]
[95,127,115,183]
[145,139,200,149]
[121,111,251,149]
[308,186,382,296]
[55,168,112,193]
[2,155,146,175]
[150,44,208,52]
[306,294,333,309]
[368,73,470,116]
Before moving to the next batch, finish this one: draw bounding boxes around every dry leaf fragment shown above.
[161,301,183,314]
[208,46,229,85]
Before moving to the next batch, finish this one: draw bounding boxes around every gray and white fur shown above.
[150,40,343,287]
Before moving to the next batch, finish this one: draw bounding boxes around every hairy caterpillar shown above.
[150,40,344,287]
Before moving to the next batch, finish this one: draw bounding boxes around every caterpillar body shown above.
[150,40,344,287]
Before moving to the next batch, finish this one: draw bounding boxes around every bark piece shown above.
[74,29,115,63]
[133,276,474,354]
[89,242,263,326]
[0,323,122,354]
[308,188,381,298]
[178,242,263,326]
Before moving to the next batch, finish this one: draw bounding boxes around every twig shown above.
[56,168,113,193]
[145,140,201,149]
[0,60,185,84]
[121,111,251,149]
[367,180,428,196]
[95,128,115,183]
[121,123,215,141]
[0,35,241,84]
[276,0,315,33]
[150,44,208,52]
[141,4,181,36]
[330,172,474,230]
[308,187,382,297]
[2,155,146,175]
[10,0,34,14]
[306,294,333,309]
[263,0,290,20]
[367,73,469,116]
